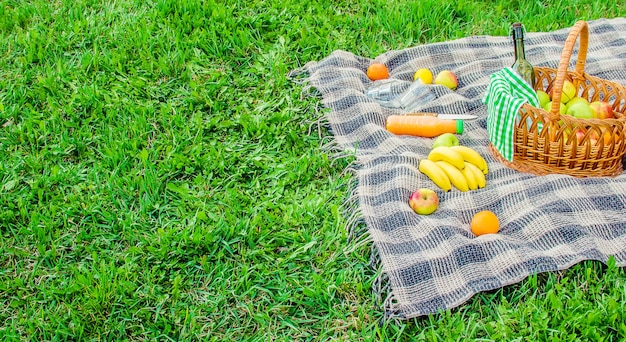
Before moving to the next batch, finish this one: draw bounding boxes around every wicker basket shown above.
[489,20,626,177]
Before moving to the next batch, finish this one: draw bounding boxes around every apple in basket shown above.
[565,97,589,111]
[588,128,616,145]
[552,79,577,103]
[566,101,594,119]
[542,101,566,114]
[536,90,551,108]
[573,129,587,143]
[589,101,614,119]
[409,188,439,215]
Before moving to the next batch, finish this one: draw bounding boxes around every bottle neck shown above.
[513,38,525,60]
[511,24,526,60]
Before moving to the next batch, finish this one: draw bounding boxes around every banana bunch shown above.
[419,146,488,192]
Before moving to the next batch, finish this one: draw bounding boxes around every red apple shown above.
[574,129,586,143]
[589,101,614,119]
[409,188,439,215]
[588,130,600,145]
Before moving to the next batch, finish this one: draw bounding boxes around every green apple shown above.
[543,101,566,114]
[409,188,439,215]
[552,80,577,103]
[566,101,594,119]
[565,97,589,111]
[432,133,459,148]
[536,90,551,108]
[589,101,614,119]
[434,70,458,90]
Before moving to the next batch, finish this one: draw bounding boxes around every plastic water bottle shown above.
[366,79,436,112]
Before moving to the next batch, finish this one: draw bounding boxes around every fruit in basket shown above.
[536,90,551,108]
[566,101,593,119]
[543,101,566,114]
[471,210,500,236]
[434,70,458,90]
[589,101,614,119]
[565,97,589,110]
[554,80,577,103]
[586,129,615,145]
[588,129,600,144]
[432,133,459,148]
[367,63,389,81]
[413,68,433,84]
[573,129,587,143]
[601,131,617,144]
[409,188,439,215]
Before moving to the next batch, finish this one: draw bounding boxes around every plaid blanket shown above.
[291,18,626,319]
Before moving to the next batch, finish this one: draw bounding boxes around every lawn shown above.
[0,0,625,340]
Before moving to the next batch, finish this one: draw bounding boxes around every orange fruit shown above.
[470,210,500,236]
[367,62,389,81]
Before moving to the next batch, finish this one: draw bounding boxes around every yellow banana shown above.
[449,145,488,174]
[428,146,465,170]
[465,162,486,188]
[419,159,452,192]
[435,161,469,192]
[465,162,486,189]
[461,166,478,190]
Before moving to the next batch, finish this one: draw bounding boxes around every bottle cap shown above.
[456,120,464,134]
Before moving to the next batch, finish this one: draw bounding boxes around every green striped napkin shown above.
[483,67,540,161]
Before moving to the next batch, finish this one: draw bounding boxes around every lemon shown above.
[413,68,433,84]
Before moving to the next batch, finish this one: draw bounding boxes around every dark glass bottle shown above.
[511,22,535,88]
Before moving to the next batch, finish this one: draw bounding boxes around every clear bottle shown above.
[511,22,535,88]
[366,79,435,111]
[386,115,464,137]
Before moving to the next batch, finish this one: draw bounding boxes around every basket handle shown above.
[548,20,589,121]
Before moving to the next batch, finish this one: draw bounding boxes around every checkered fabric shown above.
[291,18,626,319]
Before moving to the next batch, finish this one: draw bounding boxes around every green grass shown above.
[1,0,625,340]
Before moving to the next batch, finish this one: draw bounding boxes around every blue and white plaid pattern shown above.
[295,18,626,319]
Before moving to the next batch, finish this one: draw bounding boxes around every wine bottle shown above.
[511,22,535,88]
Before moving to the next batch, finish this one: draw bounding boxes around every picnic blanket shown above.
[289,18,626,320]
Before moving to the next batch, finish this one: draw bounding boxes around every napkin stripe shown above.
[483,67,540,161]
